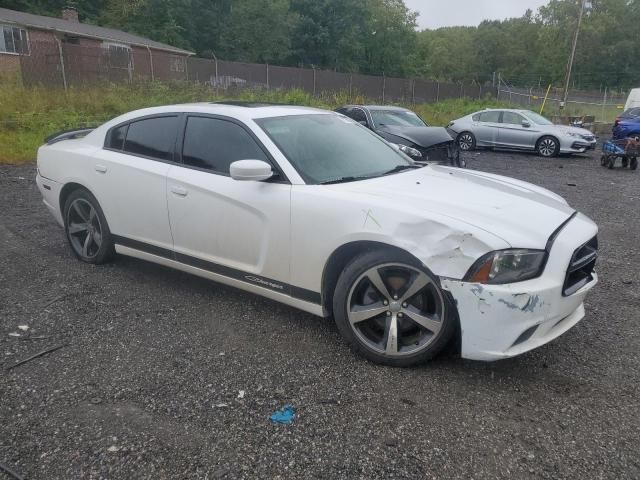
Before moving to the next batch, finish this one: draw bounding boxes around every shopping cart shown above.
[601,138,639,170]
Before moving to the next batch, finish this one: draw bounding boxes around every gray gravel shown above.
[1,149,639,479]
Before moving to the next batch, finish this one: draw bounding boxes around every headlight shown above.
[463,249,547,284]
[566,132,582,138]
[396,144,422,158]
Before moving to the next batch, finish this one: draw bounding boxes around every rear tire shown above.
[631,157,638,171]
[63,189,114,264]
[332,249,456,367]
[457,132,476,152]
[536,136,560,158]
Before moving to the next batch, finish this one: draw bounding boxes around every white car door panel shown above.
[166,115,292,285]
[92,116,179,250]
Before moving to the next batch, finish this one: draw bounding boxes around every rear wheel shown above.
[457,132,476,152]
[333,249,456,367]
[631,157,638,170]
[63,189,114,264]
[537,136,560,158]
[622,156,629,168]
[600,155,607,166]
[607,156,616,169]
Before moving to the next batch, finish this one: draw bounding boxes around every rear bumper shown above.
[36,172,64,227]
[442,212,598,361]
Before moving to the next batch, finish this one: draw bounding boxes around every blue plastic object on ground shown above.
[270,405,295,424]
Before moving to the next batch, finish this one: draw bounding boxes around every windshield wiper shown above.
[382,165,422,176]
[321,176,373,185]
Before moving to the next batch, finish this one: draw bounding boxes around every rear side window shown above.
[123,116,178,161]
[105,125,127,150]
[182,117,268,174]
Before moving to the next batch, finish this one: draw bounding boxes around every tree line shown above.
[2,0,638,89]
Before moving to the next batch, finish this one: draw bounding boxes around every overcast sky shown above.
[405,0,551,29]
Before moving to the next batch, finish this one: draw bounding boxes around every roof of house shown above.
[0,7,193,55]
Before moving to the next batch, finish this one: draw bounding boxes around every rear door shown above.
[497,111,537,150]
[473,111,502,146]
[93,115,178,251]
[166,115,292,286]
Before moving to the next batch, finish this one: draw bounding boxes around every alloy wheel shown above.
[538,138,558,157]
[346,263,445,357]
[458,133,474,151]
[66,198,103,259]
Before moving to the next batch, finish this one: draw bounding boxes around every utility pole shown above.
[561,0,587,110]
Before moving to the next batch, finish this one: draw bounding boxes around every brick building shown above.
[0,6,194,85]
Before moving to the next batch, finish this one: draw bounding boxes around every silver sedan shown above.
[448,109,597,157]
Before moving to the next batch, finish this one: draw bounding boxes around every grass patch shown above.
[0,82,512,164]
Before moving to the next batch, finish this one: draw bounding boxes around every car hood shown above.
[378,126,453,147]
[553,125,595,137]
[336,165,575,248]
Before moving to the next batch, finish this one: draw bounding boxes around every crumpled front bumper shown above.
[442,213,598,361]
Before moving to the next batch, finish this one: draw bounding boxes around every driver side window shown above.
[502,112,526,125]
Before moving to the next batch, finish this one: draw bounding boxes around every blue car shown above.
[613,108,640,140]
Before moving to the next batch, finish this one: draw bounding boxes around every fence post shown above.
[602,87,608,122]
[146,46,154,81]
[214,57,219,88]
[312,68,317,96]
[349,73,353,100]
[436,81,440,103]
[55,38,68,91]
[266,63,270,89]
[411,79,415,105]
[382,74,386,103]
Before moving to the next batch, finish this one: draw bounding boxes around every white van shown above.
[624,88,640,110]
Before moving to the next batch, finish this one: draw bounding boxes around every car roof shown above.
[108,103,332,125]
[342,105,412,112]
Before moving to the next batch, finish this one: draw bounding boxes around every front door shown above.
[166,115,292,287]
[498,111,537,150]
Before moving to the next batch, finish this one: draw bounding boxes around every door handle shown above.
[170,186,188,197]
[95,164,108,173]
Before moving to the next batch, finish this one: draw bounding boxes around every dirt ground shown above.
[1,149,639,479]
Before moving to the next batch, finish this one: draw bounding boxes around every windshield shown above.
[370,110,428,128]
[524,111,554,126]
[257,114,411,185]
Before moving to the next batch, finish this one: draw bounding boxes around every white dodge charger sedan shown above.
[36,103,599,366]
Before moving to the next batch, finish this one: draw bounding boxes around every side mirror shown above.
[522,120,531,128]
[229,160,273,182]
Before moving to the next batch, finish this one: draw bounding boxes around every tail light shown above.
[614,117,621,126]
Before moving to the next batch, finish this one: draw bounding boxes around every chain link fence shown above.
[14,40,493,104]
[497,81,627,123]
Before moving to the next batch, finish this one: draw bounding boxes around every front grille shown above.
[563,236,598,296]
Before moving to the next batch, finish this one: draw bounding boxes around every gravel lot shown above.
[1,149,639,480]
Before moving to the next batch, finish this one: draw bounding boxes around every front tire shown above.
[537,136,560,158]
[63,189,114,264]
[333,249,456,367]
[457,132,476,152]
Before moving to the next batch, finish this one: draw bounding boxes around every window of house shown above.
[102,42,132,69]
[123,116,179,161]
[170,56,186,73]
[0,25,29,55]
[182,117,269,174]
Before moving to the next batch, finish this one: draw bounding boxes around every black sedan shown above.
[335,105,464,167]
